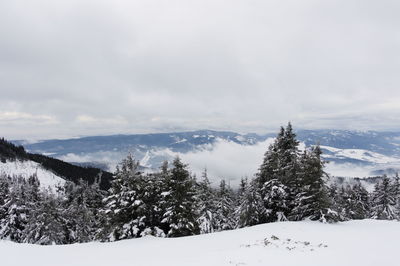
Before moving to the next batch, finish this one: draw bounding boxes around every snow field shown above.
[1,219,398,266]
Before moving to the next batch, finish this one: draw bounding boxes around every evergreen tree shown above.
[138,172,165,237]
[63,180,103,243]
[371,176,397,220]
[0,176,32,242]
[214,180,236,231]
[393,173,400,219]
[0,175,10,232]
[347,183,370,220]
[161,157,199,237]
[262,179,290,222]
[196,169,218,234]
[23,191,68,245]
[257,123,300,186]
[102,155,148,241]
[290,146,332,222]
[258,127,284,184]
[235,178,265,228]
[278,123,300,187]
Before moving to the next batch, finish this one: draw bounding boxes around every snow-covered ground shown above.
[321,145,400,164]
[1,220,398,266]
[0,160,65,189]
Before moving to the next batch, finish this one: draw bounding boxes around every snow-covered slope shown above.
[1,220,399,266]
[0,160,65,189]
[320,145,400,164]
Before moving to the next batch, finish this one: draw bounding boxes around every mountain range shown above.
[13,129,400,177]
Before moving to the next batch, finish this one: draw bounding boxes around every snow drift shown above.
[1,219,398,266]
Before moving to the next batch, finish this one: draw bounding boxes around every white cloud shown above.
[1,0,400,139]
[76,115,128,126]
[150,138,274,186]
[0,111,57,124]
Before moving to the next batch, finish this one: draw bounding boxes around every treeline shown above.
[0,138,113,190]
[0,124,399,245]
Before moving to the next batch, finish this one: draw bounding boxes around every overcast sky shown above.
[1,0,400,140]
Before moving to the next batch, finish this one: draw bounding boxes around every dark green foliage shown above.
[214,180,236,231]
[262,179,290,222]
[0,138,28,162]
[23,192,68,245]
[63,180,105,242]
[196,169,218,234]
[235,178,265,227]
[102,155,148,240]
[0,176,37,241]
[161,157,199,237]
[256,123,334,223]
[371,176,398,220]
[332,183,371,220]
[290,146,331,221]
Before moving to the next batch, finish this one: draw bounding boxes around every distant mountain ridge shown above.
[11,129,400,178]
[14,130,263,156]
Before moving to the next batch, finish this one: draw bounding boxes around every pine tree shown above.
[257,124,300,186]
[63,180,104,243]
[23,191,68,245]
[102,155,148,241]
[348,183,370,219]
[137,172,165,237]
[393,173,400,219]
[256,126,291,223]
[235,178,265,228]
[214,180,236,231]
[0,175,10,233]
[0,176,35,242]
[262,179,290,222]
[161,157,199,237]
[196,169,218,234]
[258,127,284,184]
[290,146,333,222]
[371,176,397,220]
[278,123,300,187]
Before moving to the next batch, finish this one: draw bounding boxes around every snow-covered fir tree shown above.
[235,178,265,228]
[196,169,218,234]
[137,170,165,237]
[257,123,300,188]
[290,146,335,222]
[342,183,370,220]
[262,179,290,222]
[0,175,10,234]
[371,176,398,220]
[256,123,337,223]
[161,157,199,237]
[392,173,400,219]
[0,176,35,242]
[63,180,103,243]
[102,155,148,241]
[214,180,236,231]
[23,191,68,245]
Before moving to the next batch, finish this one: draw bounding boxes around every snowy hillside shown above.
[0,160,65,189]
[320,145,400,164]
[1,220,399,266]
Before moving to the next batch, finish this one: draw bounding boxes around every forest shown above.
[0,123,399,245]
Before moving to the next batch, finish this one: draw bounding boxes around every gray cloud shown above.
[1,0,400,139]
